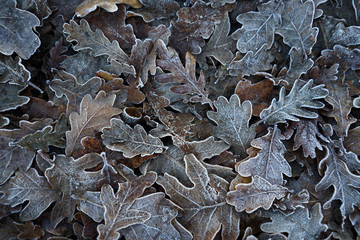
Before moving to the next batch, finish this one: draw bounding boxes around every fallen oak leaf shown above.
[76,0,142,17]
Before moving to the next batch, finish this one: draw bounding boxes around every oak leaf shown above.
[207,94,256,157]
[75,0,142,17]
[102,118,165,158]
[236,126,291,185]
[65,91,121,156]
[97,172,156,240]
[226,175,289,213]
[260,79,329,124]
[0,55,30,86]
[261,203,327,240]
[157,154,240,240]
[0,168,58,221]
[0,83,30,112]
[0,0,40,59]
[16,0,52,20]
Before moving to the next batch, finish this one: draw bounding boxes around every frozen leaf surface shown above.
[157,154,240,240]
[261,203,327,240]
[97,172,156,240]
[260,80,328,124]
[0,168,58,221]
[102,118,165,158]
[0,0,40,59]
[0,83,29,112]
[227,176,288,213]
[65,91,121,156]
[232,0,283,53]
[207,94,256,156]
[236,127,291,185]
[0,55,30,86]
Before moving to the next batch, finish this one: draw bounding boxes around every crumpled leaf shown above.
[323,81,356,137]
[260,79,329,124]
[286,119,325,158]
[0,55,30,86]
[97,172,156,240]
[276,0,318,56]
[102,118,165,158]
[155,40,212,105]
[315,144,360,220]
[75,0,142,17]
[227,175,289,213]
[0,168,58,221]
[236,126,291,185]
[228,45,275,77]
[16,0,52,20]
[65,91,121,156]
[157,154,240,240]
[207,94,256,157]
[0,118,51,184]
[329,22,360,46]
[0,83,30,112]
[261,203,327,240]
[196,12,235,69]
[0,0,41,59]
[64,19,129,63]
[44,152,105,226]
[274,189,310,212]
[48,71,102,115]
[232,0,283,53]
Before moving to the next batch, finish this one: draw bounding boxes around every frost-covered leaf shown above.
[287,119,325,158]
[232,0,283,53]
[323,81,356,137]
[236,126,291,185]
[102,118,165,158]
[16,0,52,20]
[64,19,129,63]
[316,45,360,72]
[75,0,142,17]
[128,0,180,22]
[17,114,67,151]
[66,91,120,156]
[0,118,51,184]
[207,94,256,156]
[0,83,30,112]
[260,80,329,124]
[97,172,156,240]
[48,71,102,115]
[261,203,327,240]
[155,41,212,105]
[274,189,310,211]
[45,153,104,226]
[276,0,318,56]
[228,45,275,77]
[196,13,235,69]
[329,22,360,46]
[0,0,40,59]
[315,144,360,219]
[121,192,192,240]
[226,175,289,213]
[0,168,58,221]
[157,154,240,240]
[0,55,30,86]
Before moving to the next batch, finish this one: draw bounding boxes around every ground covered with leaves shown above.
[1,0,360,239]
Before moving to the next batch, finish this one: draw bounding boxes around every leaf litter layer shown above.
[1,0,360,239]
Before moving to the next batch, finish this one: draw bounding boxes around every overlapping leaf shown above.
[75,0,142,17]
[0,55,30,86]
[157,154,240,240]
[207,94,256,156]
[66,91,121,156]
[102,118,165,158]
[260,80,329,124]
[236,126,291,185]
